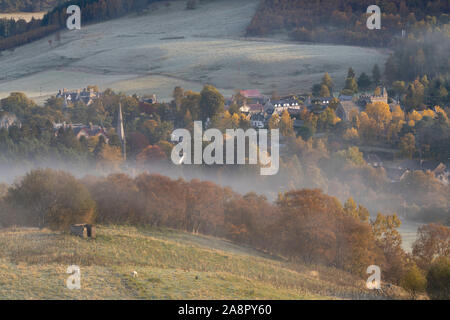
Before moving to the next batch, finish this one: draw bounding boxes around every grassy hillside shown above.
[0,225,407,300]
[0,0,386,103]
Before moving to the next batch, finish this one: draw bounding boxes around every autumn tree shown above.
[319,85,331,97]
[412,223,450,270]
[343,127,359,142]
[279,110,294,136]
[136,145,167,166]
[232,90,247,108]
[135,173,188,228]
[97,144,124,171]
[335,213,379,275]
[321,72,334,93]
[275,189,342,264]
[404,80,425,111]
[336,147,365,166]
[399,133,416,159]
[184,180,230,235]
[342,77,358,95]
[86,174,142,224]
[0,92,36,118]
[372,213,407,282]
[200,85,225,123]
[181,90,201,120]
[317,107,340,131]
[343,198,359,217]
[5,169,95,230]
[128,132,150,157]
[396,170,447,208]
[268,113,280,130]
[362,102,392,139]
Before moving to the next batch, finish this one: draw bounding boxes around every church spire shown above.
[117,102,126,161]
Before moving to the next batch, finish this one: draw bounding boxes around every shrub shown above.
[426,257,450,300]
[5,169,95,230]
[400,264,427,299]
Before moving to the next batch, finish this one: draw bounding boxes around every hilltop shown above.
[0,225,406,299]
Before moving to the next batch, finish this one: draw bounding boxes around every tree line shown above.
[0,0,61,12]
[0,168,448,298]
[0,0,165,51]
[247,0,449,47]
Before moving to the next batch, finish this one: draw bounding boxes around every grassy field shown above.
[0,0,387,104]
[0,225,407,300]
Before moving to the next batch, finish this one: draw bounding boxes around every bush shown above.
[5,169,95,230]
[400,264,427,299]
[426,257,450,300]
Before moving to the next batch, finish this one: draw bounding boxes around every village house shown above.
[381,159,449,185]
[53,122,109,142]
[358,87,388,106]
[423,161,449,186]
[308,104,328,115]
[56,87,100,107]
[336,88,389,122]
[237,90,268,114]
[311,96,333,106]
[141,94,157,105]
[238,89,267,105]
[240,103,265,115]
[265,97,301,115]
[365,154,383,167]
[287,107,303,118]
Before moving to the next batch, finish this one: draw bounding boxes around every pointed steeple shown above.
[117,102,126,161]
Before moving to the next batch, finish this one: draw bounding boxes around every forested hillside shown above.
[0,0,63,12]
[247,0,450,47]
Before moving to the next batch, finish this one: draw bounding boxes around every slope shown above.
[0,225,405,299]
[0,0,387,103]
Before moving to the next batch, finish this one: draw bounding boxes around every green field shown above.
[0,226,406,300]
